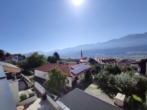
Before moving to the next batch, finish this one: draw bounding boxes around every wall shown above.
[34,82,62,110]
[66,77,73,87]
[12,56,18,63]
[8,80,20,105]
[3,65,21,73]
[35,70,49,80]
[19,95,37,106]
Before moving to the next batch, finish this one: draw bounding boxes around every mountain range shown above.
[24,32,147,59]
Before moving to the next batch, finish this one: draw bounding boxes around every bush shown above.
[104,65,121,75]
[20,93,26,100]
[22,70,33,75]
[29,92,35,97]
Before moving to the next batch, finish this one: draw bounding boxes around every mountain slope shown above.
[24,32,147,58]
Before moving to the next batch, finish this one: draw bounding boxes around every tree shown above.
[53,52,60,61]
[115,73,137,96]
[95,70,110,85]
[134,76,147,97]
[5,53,11,57]
[27,52,47,68]
[104,64,121,75]
[85,69,92,82]
[44,67,67,92]
[0,49,4,58]
[47,56,57,63]
[18,61,29,69]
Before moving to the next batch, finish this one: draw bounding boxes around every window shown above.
[44,73,47,77]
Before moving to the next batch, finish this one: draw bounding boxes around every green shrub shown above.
[20,93,26,100]
[22,70,32,75]
[29,92,35,97]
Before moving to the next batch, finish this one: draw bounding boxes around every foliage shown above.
[132,94,143,103]
[29,92,35,97]
[47,56,57,63]
[115,73,137,96]
[44,67,67,92]
[27,52,47,68]
[18,52,47,69]
[122,66,134,73]
[20,93,26,100]
[5,52,11,57]
[104,65,121,75]
[108,74,116,86]
[91,64,101,74]
[95,70,110,85]
[0,49,4,58]
[125,96,136,110]
[21,70,33,75]
[18,61,29,69]
[85,69,92,82]
[53,52,60,61]
[134,76,147,97]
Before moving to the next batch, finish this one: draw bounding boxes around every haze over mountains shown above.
[24,32,147,59]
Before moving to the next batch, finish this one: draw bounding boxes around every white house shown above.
[3,54,26,63]
[35,63,92,88]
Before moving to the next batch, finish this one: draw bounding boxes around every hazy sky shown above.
[0,0,147,53]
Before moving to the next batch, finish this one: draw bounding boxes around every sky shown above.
[0,0,147,53]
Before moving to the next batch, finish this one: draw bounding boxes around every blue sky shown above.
[0,0,147,53]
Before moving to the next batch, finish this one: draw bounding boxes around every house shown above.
[58,88,122,110]
[35,63,92,88]
[0,65,17,110]
[2,54,26,63]
[0,64,62,110]
[132,59,147,76]
[89,57,119,65]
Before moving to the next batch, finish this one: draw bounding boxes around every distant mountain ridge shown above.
[24,32,147,57]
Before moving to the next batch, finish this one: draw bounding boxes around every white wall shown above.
[66,77,73,87]
[12,56,18,63]
[9,80,20,105]
[35,70,49,80]
[19,95,37,106]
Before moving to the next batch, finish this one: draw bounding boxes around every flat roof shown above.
[59,88,122,110]
[0,65,17,110]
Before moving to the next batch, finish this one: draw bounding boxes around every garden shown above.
[91,64,147,110]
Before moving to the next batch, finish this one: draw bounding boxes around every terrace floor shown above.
[84,84,115,105]
[27,98,56,110]
[19,81,27,91]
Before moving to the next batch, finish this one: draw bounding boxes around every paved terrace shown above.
[27,98,56,110]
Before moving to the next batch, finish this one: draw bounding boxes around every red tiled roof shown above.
[35,63,76,78]
[93,57,119,65]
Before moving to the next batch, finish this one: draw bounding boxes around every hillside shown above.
[22,32,147,59]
